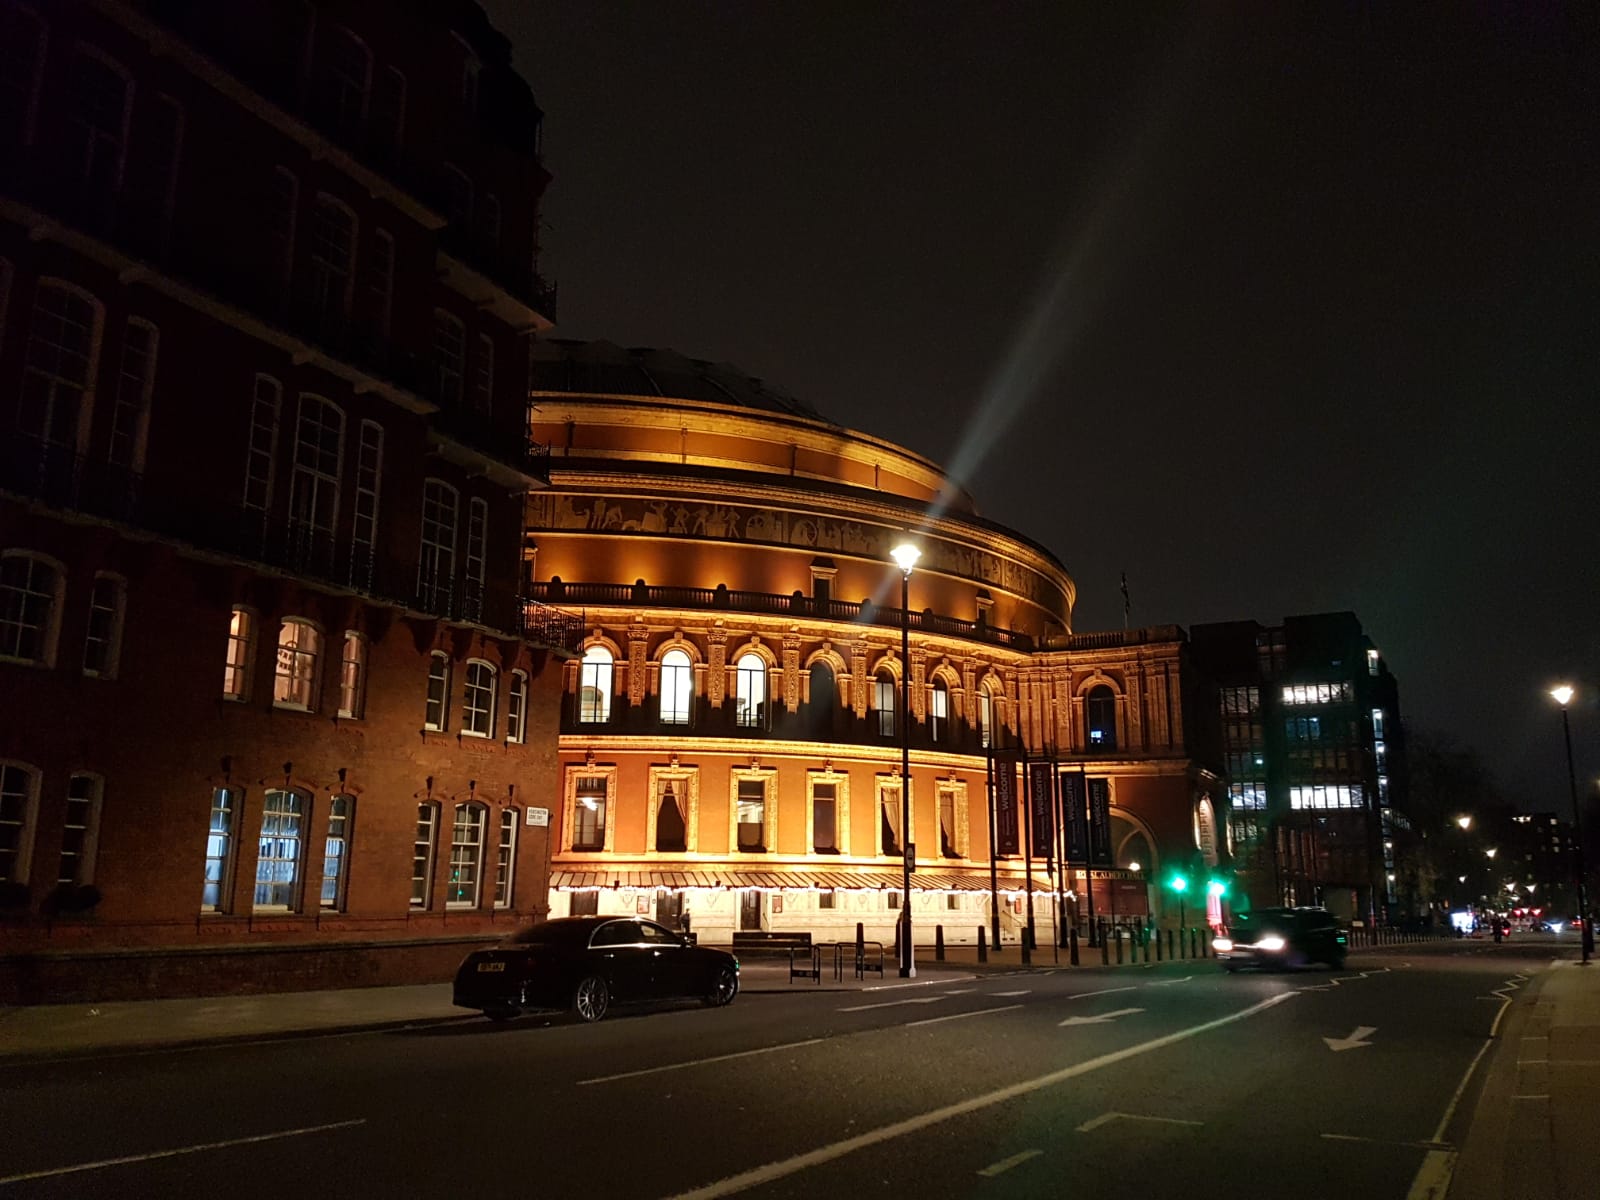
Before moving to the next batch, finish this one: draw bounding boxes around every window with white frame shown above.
[0,761,40,884]
[243,375,282,516]
[433,310,465,406]
[493,809,515,908]
[735,653,767,729]
[360,228,394,341]
[323,26,371,135]
[425,652,450,731]
[462,660,496,737]
[418,479,458,611]
[463,498,487,621]
[273,619,321,710]
[349,420,383,588]
[572,776,607,851]
[471,333,494,414]
[321,793,353,909]
[288,395,344,542]
[82,573,125,678]
[108,319,157,470]
[337,631,366,718]
[20,282,101,451]
[736,778,767,853]
[447,803,486,907]
[254,789,305,909]
[930,679,950,742]
[58,772,102,885]
[660,648,692,725]
[874,670,896,737]
[0,552,62,666]
[506,669,528,743]
[0,5,47,147]
[66,49,130,203]
[223,606,254,700]
[201,785,237,909]
[268,166,298,299]
[578,645,612,724]
[306,196,357,330]
[411,802,438,907]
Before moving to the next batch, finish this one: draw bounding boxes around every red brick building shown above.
[0,0,577,1001]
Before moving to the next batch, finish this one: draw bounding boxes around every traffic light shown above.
[1206,878,1227,899]
[1167,872,1190,894]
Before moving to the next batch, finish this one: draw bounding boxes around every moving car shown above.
[1213,907,1347,972]
[453,916,740,1022]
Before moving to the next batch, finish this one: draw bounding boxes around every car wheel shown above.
[704,965,739,1007]
[573,975,611,1023]
[484,1006,517,1022]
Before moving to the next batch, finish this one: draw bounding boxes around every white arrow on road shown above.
[1059,1007,1145,1027]
[1323,1025,1377,1051]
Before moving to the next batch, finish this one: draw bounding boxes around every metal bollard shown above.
[978,926,988,963]
[1101,929,1111,965]
[936,925,946,962]
[1115,931,1124,964]
[1070,926,1080,966]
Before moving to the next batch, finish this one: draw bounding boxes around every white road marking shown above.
[1064,986,1138,1000]
[1145,976,1193,986]
[1059,1007,1145,1027]
[1511,1094,1551,1100]
[1075,1112,1203,1134]
[906,1005,1024,1028]
[1323,1025,1378,1052]
[942,989,977,995]
[1321,1133,1450,1151]
[975,1150,1042,1177]
[577,1038,827,1085]
[989,990,1031,997]
[0,1120,365,1185]
[664,993,1296,1200]
[837,997,944,1013]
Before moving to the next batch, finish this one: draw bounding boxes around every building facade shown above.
[0,0,578,1001]
[526,340,1226,949]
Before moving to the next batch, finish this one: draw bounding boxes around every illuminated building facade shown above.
[528,340,1226,947]
[0,0,576,1001]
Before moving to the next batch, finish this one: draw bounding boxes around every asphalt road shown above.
[0,940,1558,1200]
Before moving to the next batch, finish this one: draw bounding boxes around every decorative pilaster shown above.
[851,638,870,717]
[627,619,649,707]
[782,629,802,711]
[707,623,728,707]
[911,647,927,721]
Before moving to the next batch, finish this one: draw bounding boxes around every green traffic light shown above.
[1206,879,1227,898]
[1168,874,1189,893]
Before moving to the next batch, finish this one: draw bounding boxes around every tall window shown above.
[67,49,130,218]
[0,762,39,884]
[736,779,767,852]
[660,648,693,725]
[735,653,767,729]
[59,773,102,885]
[411,802,438,908]
[463,497,487,621]
[321,794,353,909]
[323,27,371,136]
[573,777,607,850]
[874,670,896,737]
[471,333,494,414]
[268,167,298,302]
[349,420,383,588]
[494,809,516,908]
[243,375,282,517]
[254,789,305,909]
[1086,685,1117,749]
[418,479,458,612]
[807,660,836,736]
[425,652,449,731]
[126,95,183,254]
[288,395,344,543]
[108,320,157,470]
[337,631,366,718]
[447,803,486,907]
[654,780,687,853]
[201,786,236,910]
[506,670,528,743]
[82,573,125,678]
[306,197,356,331]
[939,787,962,858]
[930,679,949,742]
[813,783,838,854]
[0,552,62,666]
[223,606,254,700]
[463,660,496,737]
[578,646,613,724]
[978,688,993,749]
[443,165,473,229]
[273,619,321,710]
[21,282,101,451]
[433,310,465,405]
[880,783,903,858]
[360,229,394,342]
[372,66,406,154]
[0,4,47,148]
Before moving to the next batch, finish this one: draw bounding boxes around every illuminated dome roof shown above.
[530,339,833,424]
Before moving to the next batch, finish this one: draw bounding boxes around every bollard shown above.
[1101,929,1111,965]
[1069,926,1080,966]
[1166,928,1174,959]
[935,924,946,962]
[893,919,902,959]
[978,926,988,963]
[1022,932,1032,966]
[1155,926,1163,961]
[1115,931,1124,964]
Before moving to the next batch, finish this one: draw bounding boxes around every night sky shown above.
[486,2,1600,810]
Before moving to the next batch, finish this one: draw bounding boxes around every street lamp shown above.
[1551,685,1593,964]
[1456,815,1473,831]
[891,540,920,977]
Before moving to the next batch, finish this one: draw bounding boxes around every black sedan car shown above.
[453,916,740,1022]
[1213,907,1348,971]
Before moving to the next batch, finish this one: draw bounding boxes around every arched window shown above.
[655,780,687,852]
[108,318,157,470]
[578,645,612,724]
[418,479,458,612]
[321,793,354,910]
[337,631,366,718]
[202,786,237,911]
[66,48,131,208]
[506,669,528,743]
[273,619,322,710]
[493,808,516,908]
[349,419,384,589]
[0,761,41,884]
[411,801,439,908]
[424,651,450,731]
[1086,685,1117,750]
[432,309,465,405]
[254,788,306,910]
[82,572,126,678]
[0,551,63,666]
[322,26,371,135]
[734,653,766,729]
[307,195,357,331]
[21,281,102,453]
[929,679,950,742]
[223,606,255,700]
[462,660,496,737]
[243,374,282,517]
[874,669,896,737]
[807,661,835,736]
[59,773,103,885]
[463,496,488,622]
[660,648,692,725]
[447,802,486,907]
[977,687,994,749]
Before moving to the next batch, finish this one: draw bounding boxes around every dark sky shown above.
[486,1,1600,811]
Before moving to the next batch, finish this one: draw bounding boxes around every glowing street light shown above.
[891,540,920,977]
[1456,815,1473,831]
[1485,848,1498,859]
[1550,685,1592,964]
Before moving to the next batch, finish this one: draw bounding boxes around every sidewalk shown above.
[0,943,1046,1062]
[1448,955,1600,1200]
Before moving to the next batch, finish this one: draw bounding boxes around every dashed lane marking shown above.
[907,1005,1025,1029]
[577,1038,827,1085]
[1075,1111,1204,1134]
[837,997,943,1013]
[975,1150,1042,1177]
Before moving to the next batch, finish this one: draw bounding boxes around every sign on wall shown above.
[526,808,550,827]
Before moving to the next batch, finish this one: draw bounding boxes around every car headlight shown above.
[1213,937,1234,952]
[1256,935,1287,952]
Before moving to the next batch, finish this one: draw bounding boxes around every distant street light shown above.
[1486,848,1498,859]
[1550,685,1593,964]
[891,540,920,978]
[1457,815,1473,831]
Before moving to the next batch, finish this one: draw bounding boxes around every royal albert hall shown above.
[526,340,1226,950]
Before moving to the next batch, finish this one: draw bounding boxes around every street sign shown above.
[526,807,550,827]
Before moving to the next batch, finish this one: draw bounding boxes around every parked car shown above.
[1213,907,1347,972]
[453,916,740,1022]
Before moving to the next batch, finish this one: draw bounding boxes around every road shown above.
[0,939,1556,1199]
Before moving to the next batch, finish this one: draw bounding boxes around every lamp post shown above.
[1551,686,1592,964]
[891,540,920,977]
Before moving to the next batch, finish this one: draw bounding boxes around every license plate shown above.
[477,962,506,972]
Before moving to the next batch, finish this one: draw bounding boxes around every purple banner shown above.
[1028,761,1055,862]
[1088,777,1113,865]
[992,754,1020,856]
[1060,770,1088,864]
